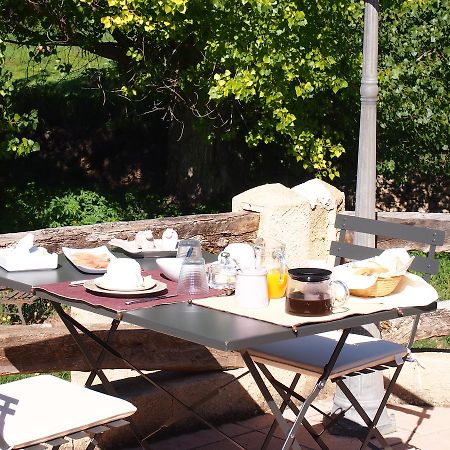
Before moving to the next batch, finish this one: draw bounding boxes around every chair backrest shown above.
[330,214,445,281]
[330,214,445,347]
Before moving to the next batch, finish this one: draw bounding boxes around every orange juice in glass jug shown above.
[266,269,289,299]
[254,238,288,299]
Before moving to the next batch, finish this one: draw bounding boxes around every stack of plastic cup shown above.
[177,255,209,296]
[176,239,202,258]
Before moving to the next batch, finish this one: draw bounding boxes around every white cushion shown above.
[249,331,407,379]
[0,375,136,449]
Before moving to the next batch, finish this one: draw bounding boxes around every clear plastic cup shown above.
[176,239,202,258]
[177,256,209,296]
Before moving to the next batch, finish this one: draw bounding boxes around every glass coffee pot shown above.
[285,268,349,316]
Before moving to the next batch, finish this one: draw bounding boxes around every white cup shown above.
[234,268,269,309]
[101,258,143,290]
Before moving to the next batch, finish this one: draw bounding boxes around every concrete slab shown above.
[140,401,450,450]
[387,352,450,407]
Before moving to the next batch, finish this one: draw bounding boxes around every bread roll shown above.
[352,261,389,276]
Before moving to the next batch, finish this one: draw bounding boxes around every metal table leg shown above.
[256,364,329,450]
[52,302,148,449]
[85,317,121,388]
[52,302,247,449]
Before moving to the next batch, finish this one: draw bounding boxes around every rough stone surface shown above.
[232,183,310,268]
[0,212,259,256]
[292,179,345,266]
[231,181,344,268]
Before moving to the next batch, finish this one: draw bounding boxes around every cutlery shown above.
[125,294,178,305]
[69,279,91,286]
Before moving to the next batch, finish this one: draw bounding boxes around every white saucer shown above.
[84,279,167,298]
[94,275,156,292]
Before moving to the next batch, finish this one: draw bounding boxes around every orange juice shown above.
[266,269,288,299]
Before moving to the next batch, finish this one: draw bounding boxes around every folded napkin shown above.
[110,228,178,253]
[0,234,57,271]
[14,233,34,254]
[370,248,414,276]
[332,248,414,290]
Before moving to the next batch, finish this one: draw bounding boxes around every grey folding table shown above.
[0,253,435,348]
[0,254,437,449]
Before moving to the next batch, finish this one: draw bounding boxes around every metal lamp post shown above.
[355,0,379,248]
[330,0,397,435]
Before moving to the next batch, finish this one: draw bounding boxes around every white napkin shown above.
[332,266,378,290]
[371,248,414,277]
[162,228,178,250]
[0,233,57,271]
[13,233,51,257]
[135,230,156,250]
[332,248,414,290]
[14,233,35,254]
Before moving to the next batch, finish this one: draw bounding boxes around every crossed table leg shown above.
[51,301,250,450]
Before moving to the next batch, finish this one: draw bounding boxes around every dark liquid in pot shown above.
[285,291,332,316]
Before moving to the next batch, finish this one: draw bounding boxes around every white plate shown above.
[63,246,116,274]
[94,275,156,292]
[84,279,167,298]
[109,239,177,258]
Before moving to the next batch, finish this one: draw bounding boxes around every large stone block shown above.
[232,180,344,268]
[292,179,345,264]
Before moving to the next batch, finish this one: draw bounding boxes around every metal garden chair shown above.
[0,374,136,449]
[243,213,444,450]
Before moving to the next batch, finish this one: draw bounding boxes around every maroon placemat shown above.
[32,270,221,313]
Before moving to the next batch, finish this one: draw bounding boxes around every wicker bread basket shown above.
[350,275,403,298]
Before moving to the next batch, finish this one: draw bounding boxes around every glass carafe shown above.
[177,255,209,296]
[254,238,288,299]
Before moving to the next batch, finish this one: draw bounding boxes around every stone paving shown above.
[140,401,450,450]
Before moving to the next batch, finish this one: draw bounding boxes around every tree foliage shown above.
[0,38,39,157]
[99,0,362,178]
[1,0,363,178]
[0,0,448,182]
[377,0,449,180]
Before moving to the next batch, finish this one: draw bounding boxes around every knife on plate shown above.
[69,279,91,286]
